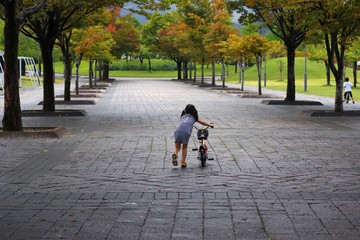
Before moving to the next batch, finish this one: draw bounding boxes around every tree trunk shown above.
[148,58,152,72]
[201,58,205,85]
[226,62,229,77]
[103,61,109,81]
[183,61,188,80]
[193,62,197,84]
[325,33,344,112]
[189,61,192,81]
[89,57,93,89]
[211,59,215,86]
[353,61,357,88]
[325,61,331,86]
[333,64,344,112]
[94,60,97,86]
[177,61,182,80]
[285,47,296,101]
[221,59,225,87]
[238,61,241,84]
[75,55,82,95]
[241,59,245,91]
[64,56,71,101]
[58,33,72,101]
[256,55,262,95]
[40,40,56,112]
[98,60,102,82]
[2,0,23,131]
[75,64,80,95]
[263,56,266,87]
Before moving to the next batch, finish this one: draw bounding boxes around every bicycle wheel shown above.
[199,148,206,167]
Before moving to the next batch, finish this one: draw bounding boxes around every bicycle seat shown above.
[197,129,209,140]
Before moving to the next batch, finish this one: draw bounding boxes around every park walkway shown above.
[0,78,360,239]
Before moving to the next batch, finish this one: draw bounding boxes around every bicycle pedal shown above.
[208,158,214,160]
[192,148,198,151]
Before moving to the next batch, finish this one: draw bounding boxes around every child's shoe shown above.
[172,154,178,166]
[181,161,187,168]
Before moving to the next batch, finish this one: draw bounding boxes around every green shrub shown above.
[110,61,177,71]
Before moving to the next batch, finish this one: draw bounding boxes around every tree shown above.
[308,44,331,86]
[72,26,115,91]
[347,39,360,88]
[21,0,124,112]
[111,15,140,60]
[306,0,360,112]
[141,11,184,78]
[57,7,114,101]
[204,0,236,87]
[217,33,253,90]
[241,33,272,95]
[0,0,46,131]
[136,44,156,71]
[159,20,191,80]
[177,0,212,84]
[232,0,308,101]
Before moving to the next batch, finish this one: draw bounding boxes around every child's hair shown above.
[345,77,349,82]
[181,104,199,121]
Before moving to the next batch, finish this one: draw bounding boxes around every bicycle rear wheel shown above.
[199,148,206,167]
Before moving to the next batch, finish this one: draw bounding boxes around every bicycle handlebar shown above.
[193,123,214,130]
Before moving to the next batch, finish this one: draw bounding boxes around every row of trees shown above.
[231,0,360,112]
[0,0,161,131]
[0,0,243,132]
[128,0,360,112]
[0,0,360,132]
[141,0,237,86]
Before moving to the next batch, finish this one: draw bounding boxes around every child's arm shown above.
[197,119,214,128]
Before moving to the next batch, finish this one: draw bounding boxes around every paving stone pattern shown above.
[0,78,360,239]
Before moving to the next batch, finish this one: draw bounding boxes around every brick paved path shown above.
[0,78,360,239]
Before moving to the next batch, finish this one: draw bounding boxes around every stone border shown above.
[211,88,280,99]
[38,100,96,105]
[302,110,360,117]
[0,127,67,138]
[238,94,279,98]
[22,109,87,117]
[262,100,323,105]
[211,87,239,91]
[56,94,101,98]
[71,89,107,93]
[80,84,110,89]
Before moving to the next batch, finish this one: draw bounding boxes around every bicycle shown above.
[344,91,355,104]
[192,124,213,167]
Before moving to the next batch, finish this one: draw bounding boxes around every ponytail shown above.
[181,104,198,121]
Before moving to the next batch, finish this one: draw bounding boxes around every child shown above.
[172,104,213,168]
[343,77,355,104]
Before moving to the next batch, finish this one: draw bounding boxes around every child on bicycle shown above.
[343,77,355,104]
[172,104,213,168]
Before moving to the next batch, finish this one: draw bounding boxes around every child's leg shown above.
[174,142,181,156]
[172,142,182,166]
[181,144,188,167]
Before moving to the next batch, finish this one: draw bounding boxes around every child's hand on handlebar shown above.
[209,123,214,128]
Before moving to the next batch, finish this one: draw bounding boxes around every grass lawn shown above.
[54,57,359,99]
[225,57,359,99]
[20,76,63,88]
